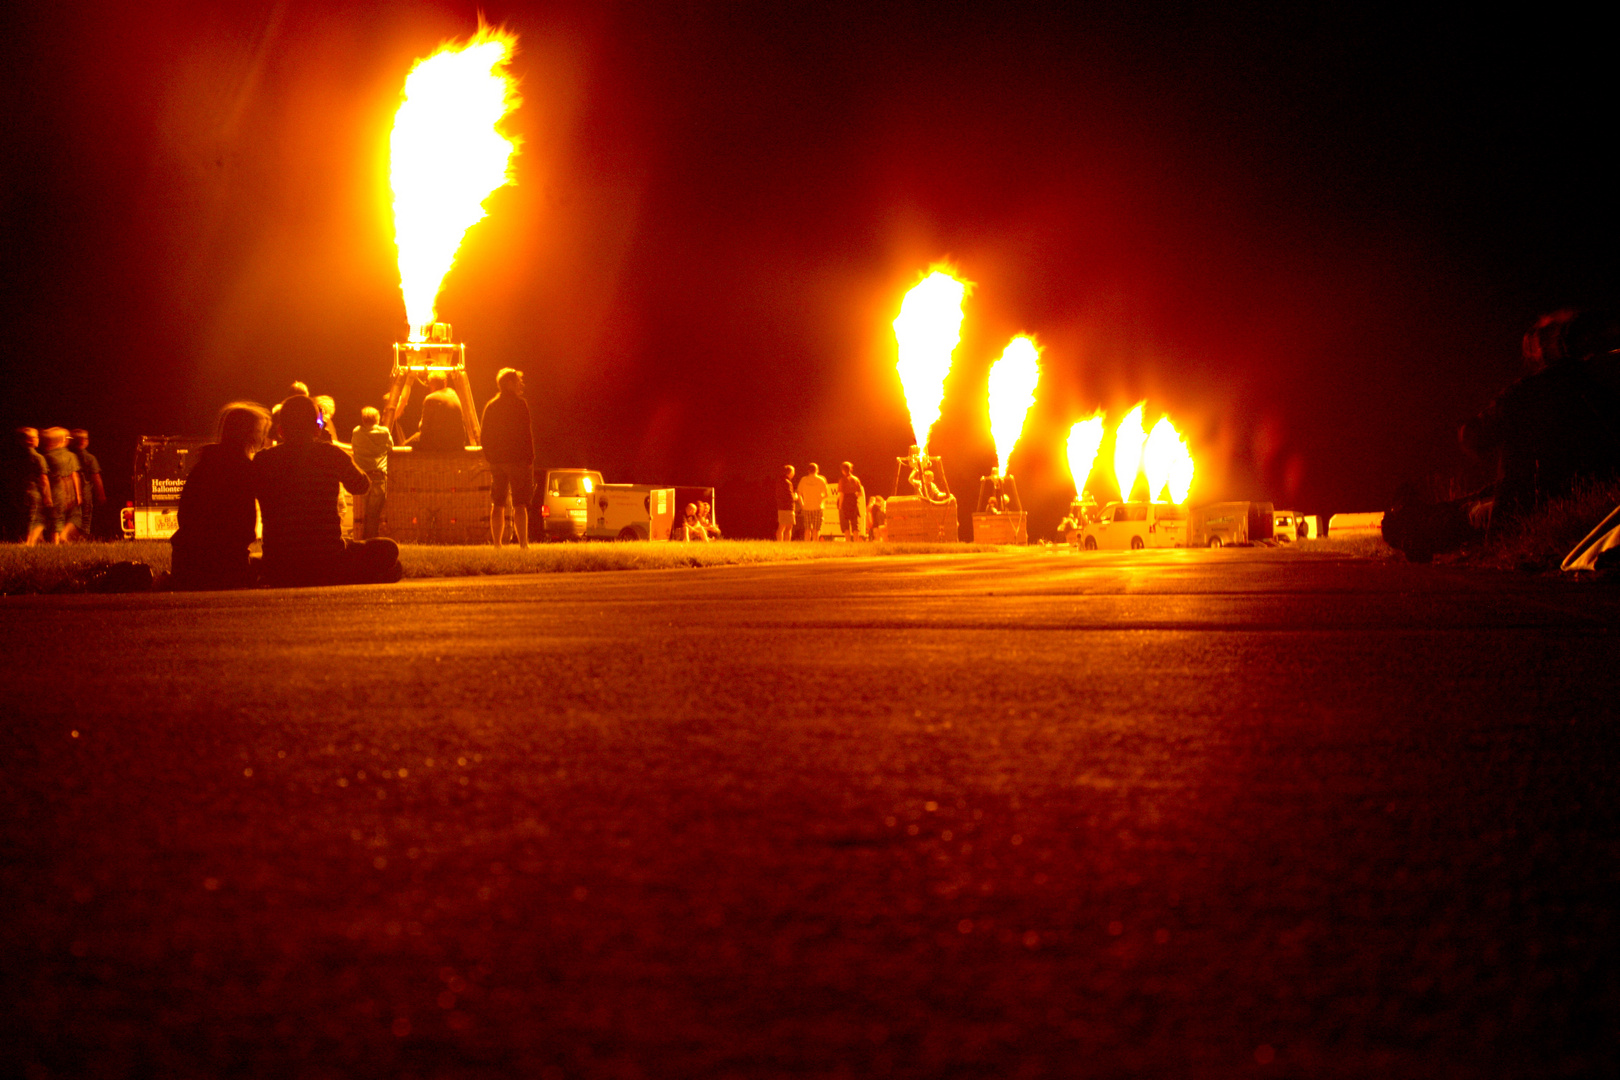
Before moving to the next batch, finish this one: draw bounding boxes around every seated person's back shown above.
[409,373,466,451]
[253,395,399,586]
[170,403,270,589]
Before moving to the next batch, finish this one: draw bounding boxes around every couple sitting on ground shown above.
[170,395,402,589]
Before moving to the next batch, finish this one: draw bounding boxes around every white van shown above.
[1074,502,1188,550]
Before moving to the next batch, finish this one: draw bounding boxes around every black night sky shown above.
[4,2,1616,535]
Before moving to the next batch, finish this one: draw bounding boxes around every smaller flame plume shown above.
[893,269,969,453]
[987,335,1041,475]
[1113,403,1146,502]
[1066,411,1106,498]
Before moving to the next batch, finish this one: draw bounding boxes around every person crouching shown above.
[252,395,402,587]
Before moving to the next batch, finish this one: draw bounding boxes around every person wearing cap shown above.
[479,367,533,548]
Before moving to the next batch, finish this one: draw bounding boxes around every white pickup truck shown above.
[536,468,677,541]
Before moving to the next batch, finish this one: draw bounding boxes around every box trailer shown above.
[1186,501,1275,548]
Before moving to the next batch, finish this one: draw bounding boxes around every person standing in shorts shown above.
[796,462,829,541]
[776,465,797,541]
[68,429,104,540]
[480,367,533,549]
[837,461,865,540]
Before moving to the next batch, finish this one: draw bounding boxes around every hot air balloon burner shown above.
[882,445,959,542]
[380,321,482,447]
[972,470,1028,544]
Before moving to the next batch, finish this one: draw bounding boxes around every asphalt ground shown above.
[3,549,1618,1079]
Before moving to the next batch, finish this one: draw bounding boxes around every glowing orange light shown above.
[1066,411,1106,498]
[1142,415,1196,503]
[1113,402,1146,502]
[893,268,968,452]
[391,28,521,341]
[987,335,1041,475]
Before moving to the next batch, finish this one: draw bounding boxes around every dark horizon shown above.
[4,1,1616,534]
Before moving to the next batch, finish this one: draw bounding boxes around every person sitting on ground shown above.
[350,406,393,540]
[252,395,402,587]
[170,403,271,590]
[406,372,466,451]
[672,503,711,541]
[40,427,81,544]
[1460,308,1620,525]
[68,429,104,541]
[698,500,720,538]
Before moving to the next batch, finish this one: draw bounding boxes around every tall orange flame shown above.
[1113,403,1146,502]
[1066,411,1106,498]
[1142,415,1196,503]
[987,335,1041,475]
[391,28,520,341]
[892,269,968,452]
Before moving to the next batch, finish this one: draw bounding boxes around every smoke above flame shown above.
[391,28,520,341]
[1066,411,1106,498]
[893,269,969,452]
[1113,403,1146,502]
[987,335,1041,475]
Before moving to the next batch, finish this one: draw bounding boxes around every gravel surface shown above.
[4,549,1617,1078]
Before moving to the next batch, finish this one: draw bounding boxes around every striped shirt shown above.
[251,440,369,569]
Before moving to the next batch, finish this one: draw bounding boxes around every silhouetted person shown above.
[252,395,402,587]
[480,367,532,548]
[1461,308,1620,523]
[776,465,797,541]
[2,427,50,544]
[170,403,270,590]
[407,372,466,451]
[837,461,864,540]
[69,429,104,540]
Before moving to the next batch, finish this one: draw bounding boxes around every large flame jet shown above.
[987,336,1041,476]
[892,269,968,453]
[1066,411,1106,498]
[1113,403,1147,503]
[391,28,521,341]
[1143,415,1196,503]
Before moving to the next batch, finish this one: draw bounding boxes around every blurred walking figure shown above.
[350,407,393,540]
[797,462,829,541]
[837,462,865,540]
[170,403,270,590]
[2,427,51,544]
[480,367,533,549]
[40,427,81,543]
[253,395,402,587]
[776,465,797,541]
[407,371,466,450]
[68,429,104,540]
